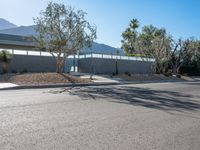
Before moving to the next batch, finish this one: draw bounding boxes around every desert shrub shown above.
[0,50,12,74]
[11,70,18,74]
[112,72,116,76]
[125,72,131,76]
[176,74,181,78]
[20,69,28,74]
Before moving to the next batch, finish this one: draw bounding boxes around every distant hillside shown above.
[0,24,124,55]
[0,18,17,30]
[81,43,124,55]
[0,25,36,36]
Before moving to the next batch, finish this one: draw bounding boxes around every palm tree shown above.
[0,50,12,74]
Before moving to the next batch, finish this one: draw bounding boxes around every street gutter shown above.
[0,80,186,91]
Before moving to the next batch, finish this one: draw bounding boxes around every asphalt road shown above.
[0,82,200,150]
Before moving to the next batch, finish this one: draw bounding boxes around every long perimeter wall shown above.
[0,50,154,74]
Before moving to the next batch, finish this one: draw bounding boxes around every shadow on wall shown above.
[49,84,200,112]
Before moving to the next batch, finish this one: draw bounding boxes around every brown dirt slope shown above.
[0,73,91,85]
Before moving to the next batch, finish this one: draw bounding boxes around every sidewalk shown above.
[80,74,123,83]
[0,83,18,89]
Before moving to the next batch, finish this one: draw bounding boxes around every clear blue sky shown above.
[0,0,200,47]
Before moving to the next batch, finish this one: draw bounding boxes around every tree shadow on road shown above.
[49,84,200,112]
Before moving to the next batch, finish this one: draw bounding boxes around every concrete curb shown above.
[0,80,186,91]
[0,82,122,91]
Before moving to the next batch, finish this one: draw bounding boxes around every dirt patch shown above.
[0,73,91,85]
[115,74,185,81]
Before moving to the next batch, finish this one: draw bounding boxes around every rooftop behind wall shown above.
[0,33,35,50]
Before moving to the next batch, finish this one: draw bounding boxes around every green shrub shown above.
[20,69,28,74]
[125,72,131,76]
[0,50,12,74]
[11,70,18,74]
[176,74,181,78]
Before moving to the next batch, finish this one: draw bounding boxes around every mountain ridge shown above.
[0,18,17,30]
